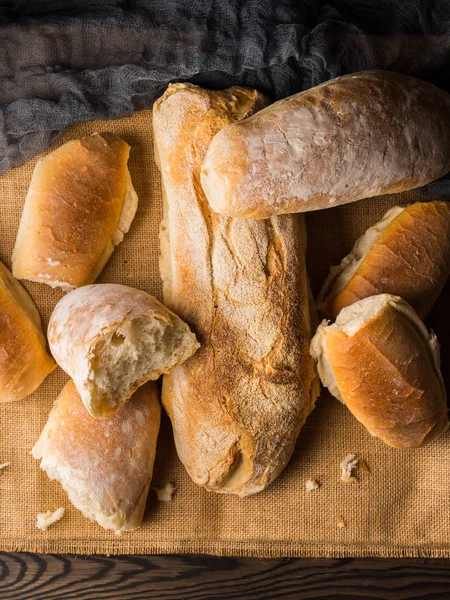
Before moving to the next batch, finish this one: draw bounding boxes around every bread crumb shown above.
[359,459,370,473]
[36,507,65,531]
[154,482,177,502]
[305,479,320,492]
[0,462,10,471]
[336,515,346,528]
[115,530,122,537]
[340,453,358,483]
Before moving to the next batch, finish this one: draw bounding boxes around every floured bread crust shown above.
[32,381,160,532]
[12,132,138,290]
[311,294,448,448]
[200,71,450,218]
[153,83,318,497]
[318,202,450,319]
[0,260,55,402]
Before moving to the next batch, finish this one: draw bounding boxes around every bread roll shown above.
[48,284,199,418]
[200,71,450,218]
[310,294,448,448]
[32,380,160,532]
[12,133,138,290]
[153,83,318,497]
[318,202,450,320]
[0,259,55,402]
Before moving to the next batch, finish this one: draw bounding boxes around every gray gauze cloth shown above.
[1,0,450,194]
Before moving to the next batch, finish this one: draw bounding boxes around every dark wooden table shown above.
[1,554,450,599]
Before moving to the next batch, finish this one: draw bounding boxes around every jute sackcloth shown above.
[0,110,449,558]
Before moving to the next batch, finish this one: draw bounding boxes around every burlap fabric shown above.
[0,110,449,557]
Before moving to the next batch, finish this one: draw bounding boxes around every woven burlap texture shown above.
[0,110,449,558]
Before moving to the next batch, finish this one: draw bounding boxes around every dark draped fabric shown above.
[1,0,450,193]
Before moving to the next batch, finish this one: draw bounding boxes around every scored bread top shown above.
[12,132,138,290]
[311,294,448,448]
[153,83,318,496]
[318,202,450,319]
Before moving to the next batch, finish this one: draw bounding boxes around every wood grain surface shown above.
[1,554,450,599]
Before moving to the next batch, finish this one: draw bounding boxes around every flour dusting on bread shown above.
[153,83,319,497]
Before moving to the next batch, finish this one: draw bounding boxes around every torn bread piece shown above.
[305,479,320,492]
[311,294,448,448]
[0,259,55,402]
[32,380,160,533]
[340,454,358,483]
[317,202,450,320]
[36,507,65,531]
[154,483,177,502]
[48,284,199,418]
[13,133,138,290]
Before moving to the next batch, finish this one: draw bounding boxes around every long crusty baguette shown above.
[318,202,450,320]
[153,83,318,497]
[200,71,450,218]
[48,284,199,418]
[310,294,448,448]
[13,133,138,290]
[32,380,160,532]
[0,259,55,402]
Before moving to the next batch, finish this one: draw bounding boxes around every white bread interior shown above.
[48,284,199,418]
[310,324,344,404]
[85,315,197,416]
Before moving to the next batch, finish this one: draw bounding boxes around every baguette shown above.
[318,202,450,320]
[32,380,160,532]
[0,259,55,402]
[153,83,318,497]
[200,71,450,218]
[48,284,199,418]
[12,133,138,290]
[310,294,448,448]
